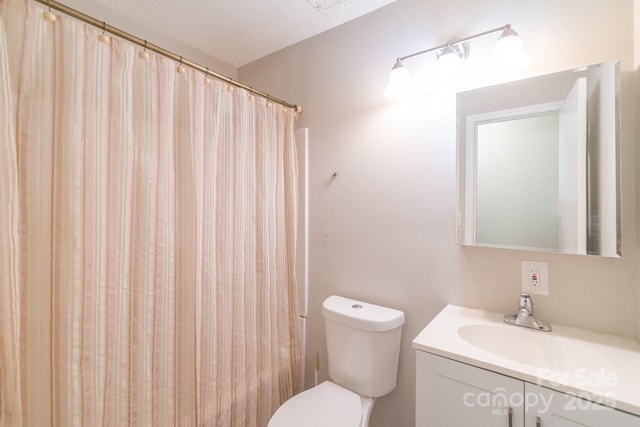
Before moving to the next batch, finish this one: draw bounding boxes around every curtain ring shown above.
[43,0,57,21]
[204,67,211,84]
[177,56,186,74]
[98,21,110,43]
[138,40,150,59]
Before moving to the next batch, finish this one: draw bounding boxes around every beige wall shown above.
[240,1,637,426]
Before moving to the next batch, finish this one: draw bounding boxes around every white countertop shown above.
[413,305,640,416]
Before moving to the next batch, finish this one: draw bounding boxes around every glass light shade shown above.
[436,50,462,74]
[435,46,464,87]
[493,29,530,70]
[384,61,412,99]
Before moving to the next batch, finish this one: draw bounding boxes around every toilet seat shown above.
[267,381,362,427]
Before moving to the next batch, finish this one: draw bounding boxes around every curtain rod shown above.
[34,0,303,113]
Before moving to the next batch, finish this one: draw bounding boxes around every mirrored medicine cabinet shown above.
[456,60,621,257]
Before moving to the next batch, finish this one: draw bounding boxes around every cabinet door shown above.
[417,352,525,427]
[525,383,640,427]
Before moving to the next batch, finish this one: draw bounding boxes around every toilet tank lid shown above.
[322,295,405,332]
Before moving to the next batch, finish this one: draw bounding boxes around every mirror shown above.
[456,61,621,257]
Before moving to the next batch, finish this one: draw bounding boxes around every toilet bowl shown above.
[267,381,375,427]
[267,296,404,427]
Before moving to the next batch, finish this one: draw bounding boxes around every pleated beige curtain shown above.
[0,0,302,425]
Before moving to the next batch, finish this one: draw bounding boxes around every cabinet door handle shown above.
[508,407,513,427]
[536,416,542,427]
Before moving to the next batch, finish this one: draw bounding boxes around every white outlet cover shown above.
[521,261,549,296]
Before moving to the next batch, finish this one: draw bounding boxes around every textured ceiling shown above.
[85,0,397,68]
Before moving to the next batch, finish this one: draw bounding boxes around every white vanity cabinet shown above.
[417,351,524,427]
[416,352,640,427]
[525,383,640,427]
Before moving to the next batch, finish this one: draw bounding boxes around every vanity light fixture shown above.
[384,24,529,99]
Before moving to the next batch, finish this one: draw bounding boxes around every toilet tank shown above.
[322,295,405,398]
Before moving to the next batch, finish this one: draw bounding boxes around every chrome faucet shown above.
[504,293,552,332]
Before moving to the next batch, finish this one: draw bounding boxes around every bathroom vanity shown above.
[413,306,640,427]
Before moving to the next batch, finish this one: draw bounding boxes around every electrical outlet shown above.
[521,261,549,295]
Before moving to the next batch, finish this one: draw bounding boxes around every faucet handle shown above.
[519,293,533,316]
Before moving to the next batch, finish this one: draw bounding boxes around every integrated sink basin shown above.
[457,324,613,375]
[413,305,640,415]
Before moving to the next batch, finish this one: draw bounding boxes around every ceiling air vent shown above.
[306,0,349,13]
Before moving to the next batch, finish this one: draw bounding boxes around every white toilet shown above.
[268,295,405,427]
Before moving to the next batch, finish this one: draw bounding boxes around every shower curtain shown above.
[0,0,302,426]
